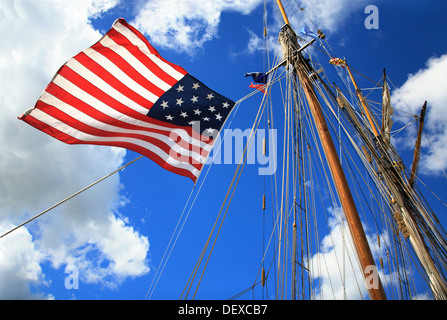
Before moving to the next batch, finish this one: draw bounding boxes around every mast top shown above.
[275,0,290,26]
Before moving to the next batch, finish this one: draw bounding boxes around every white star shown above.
[180,111,188,118]
[193,109,202,115]
[208,106,216,112]
[203,117,210,121]
[215,113,222,121]
[191,95,199,103]
[188,121,198,125]
[206,128,215,134]
[222,102,230,109]
[176,85,184,93]
[192,82,200,90]
[166,114,174,121]
[176,98,184,106]
[161,100,169,109]
[206,93,214,100]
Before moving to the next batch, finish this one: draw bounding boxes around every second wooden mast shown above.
[275,0,387,300]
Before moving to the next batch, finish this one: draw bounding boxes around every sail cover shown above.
[19,18,235,182]
[382,80,393,143]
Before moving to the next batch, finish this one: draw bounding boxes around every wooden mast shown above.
[346,65,380,137]
[275,0,290,26]
[275,0,387,300]
[409,101,427,188]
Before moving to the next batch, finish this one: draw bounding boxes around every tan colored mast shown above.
[275,0,290,26]
[295,61,387,300]
[275,1,386,300]
[346,65,380,137]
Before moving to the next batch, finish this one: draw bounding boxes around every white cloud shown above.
[0,224,51,299]
[132,0,263,54]
[131,0,368,58]
[229,29,280,59]
[290,0,368,33]
[391,54,447,176]
[0,0,149,299]
[308,206,387,299]
[230,0,370,59]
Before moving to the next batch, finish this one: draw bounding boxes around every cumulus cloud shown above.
[132,0,263,54]
[0,224,50,299]
[0,0,149,299]
[231,0,369,58]
[391,54,447,176]
[131,0,368,57]
[308,206,387,299]
[289,0,368,33]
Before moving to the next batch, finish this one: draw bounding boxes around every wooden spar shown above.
[346,65,380,137]
[409,101,427,188]
[294,61,387,300]
[344,68,447,299]
[274,4,386,298]
[275,0,290,26]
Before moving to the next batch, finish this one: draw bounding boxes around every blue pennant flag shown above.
[300,26,318,39]
[245,72,268,84]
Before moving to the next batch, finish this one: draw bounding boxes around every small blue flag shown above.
[245,72,268,84]
[300,26,318,39]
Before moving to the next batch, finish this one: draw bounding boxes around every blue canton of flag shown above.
[147,74,235,139]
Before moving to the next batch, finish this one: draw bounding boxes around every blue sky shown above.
[1,0,447,300]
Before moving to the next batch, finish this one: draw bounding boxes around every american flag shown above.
[19,18,235,182]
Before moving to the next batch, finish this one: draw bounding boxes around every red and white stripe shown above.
[20,19,213,182]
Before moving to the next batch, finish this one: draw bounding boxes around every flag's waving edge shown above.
[245,72,268,84]
[19,18,235,183]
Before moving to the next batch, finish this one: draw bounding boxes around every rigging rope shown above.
[0,154,145,239]
[181,83,270,299]
[145,100,244,299]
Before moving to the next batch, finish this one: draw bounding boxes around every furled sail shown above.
[381,77,393,144]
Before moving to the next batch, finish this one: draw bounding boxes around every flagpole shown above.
[0,155,144,239]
